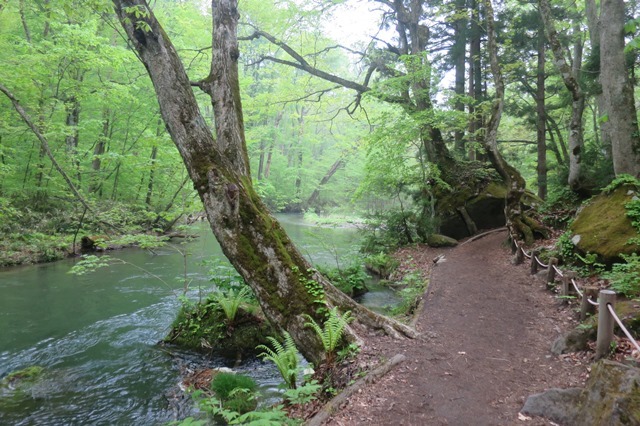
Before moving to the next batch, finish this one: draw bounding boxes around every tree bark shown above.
[536,21,547,200]
[111,0,415,365]
[539,0,585,191]
[600,0,640,177]
[453,0,467,154]
[483,0,545,244]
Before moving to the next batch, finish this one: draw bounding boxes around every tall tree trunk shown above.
[453,0,467,154]
[539,0,585,191]
[536,21,547,199]
[65,96,81,183]
[112,0,414,365]
[585,0,612,161]
[483,0,545,244]
[89,110,110,194]
[600,0,640,177]
[468,0,482,161]
[19,0,31,43]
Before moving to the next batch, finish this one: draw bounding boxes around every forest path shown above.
[325,230,586,425]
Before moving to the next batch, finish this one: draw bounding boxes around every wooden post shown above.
[580,286,599,321]
[510,237,517,254]
[546,257,558,289]
[595,290,617,360]
[530,250,540,275]
[561,271,575,304]
[515,247,524,265]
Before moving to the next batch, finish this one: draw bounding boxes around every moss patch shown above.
[570,185,640,264]
[1,366,44,388]
[164,298,275,358]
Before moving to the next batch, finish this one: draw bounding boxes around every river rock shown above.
[550,322,595,355]
[522,360,640,425]
[426,234,458,247]
[521,387,583,424]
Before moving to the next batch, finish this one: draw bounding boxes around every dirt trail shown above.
[326,230,587,426]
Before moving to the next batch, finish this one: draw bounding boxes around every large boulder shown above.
[522,360,640,425]
[569,185,640,265]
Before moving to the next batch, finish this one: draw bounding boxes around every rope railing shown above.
[508,229,639,360]
[607,304,640,354]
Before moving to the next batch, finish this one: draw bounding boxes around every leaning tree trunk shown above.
[483,0,545,244]
[111,0,414,365]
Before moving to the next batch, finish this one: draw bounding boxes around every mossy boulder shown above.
[522,360,640,425]
[569,185,640,264]
[0,365,44,388]
[164,300,275,358]
[426,234,458,247]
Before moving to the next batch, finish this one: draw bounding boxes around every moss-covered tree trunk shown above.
[483,0,545,244]
[111,0,414,365]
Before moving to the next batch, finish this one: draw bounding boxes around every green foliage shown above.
[256,332,299,389]
[318,263,369,297]
[389,271,427,318]
[210,373,258,413]
[603,174,640,194]
[212,286,252,325]
[363,252,399,278]
[283,380,321,405]
[293,266,327,316]
[605,253,640,298]
[304,307,353,364]
[178,391,299,426]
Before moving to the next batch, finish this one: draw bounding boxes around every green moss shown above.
[570,185,640,263]
[1,366,44,387]
[164,297,275,357]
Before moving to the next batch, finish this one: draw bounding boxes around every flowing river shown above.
[0,214,398,425]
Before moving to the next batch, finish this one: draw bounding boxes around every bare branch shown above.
[0,82,94,214]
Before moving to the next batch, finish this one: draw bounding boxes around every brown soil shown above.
[324,230,590,426]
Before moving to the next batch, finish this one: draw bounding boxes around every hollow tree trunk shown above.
[111,0,414,365]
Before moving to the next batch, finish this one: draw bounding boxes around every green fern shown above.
[304,307,353,364]
[256,332,299,389]
[213,286,250,325]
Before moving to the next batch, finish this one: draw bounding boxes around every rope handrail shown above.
[607,303,640,353]
[535,256,548,268]
[570,278,584,298]
[553,264,564,278]
[509,229,640,358]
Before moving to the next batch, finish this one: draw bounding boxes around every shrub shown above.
[210,373,258,414]
[605,253,640,298]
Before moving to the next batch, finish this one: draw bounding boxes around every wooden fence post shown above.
[546,257,558,289]
[510,236,517,254]
[530,250,540,275]
[580,286,599,321]
[595,290,617,360]
[515,247,524,265]
[560,271,576,304]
